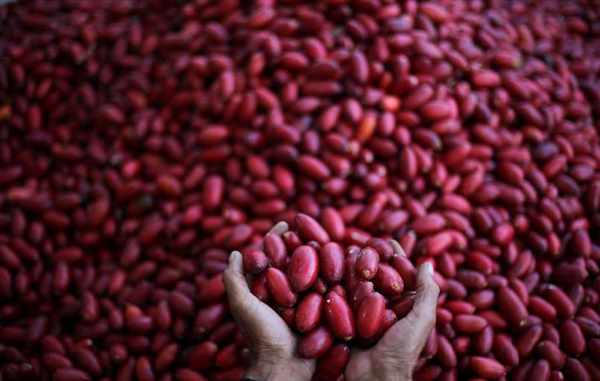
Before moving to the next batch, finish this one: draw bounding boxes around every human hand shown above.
[344,241,440,381]
[222,222,316,380]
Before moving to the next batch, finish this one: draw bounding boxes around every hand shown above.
[345,241,440,381]
[222,222,316,380]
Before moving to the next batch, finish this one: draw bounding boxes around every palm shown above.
[229,271,318,380]
[252,302,316,371]
[345,348,384,381]
[223,222,316,379]
[237,295,297,355]
[345,318,418,381]
[345,240,439,381]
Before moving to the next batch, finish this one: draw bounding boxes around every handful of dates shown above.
[242,213,419,367]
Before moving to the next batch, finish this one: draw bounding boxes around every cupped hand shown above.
[345,241,440,381]
[222,222,315,380]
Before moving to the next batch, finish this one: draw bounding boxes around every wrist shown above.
[384,366,412,381]
[348,364,412,381]
[243,355,278,380]
[353,375,410,381]
[244,354,313,381]
[389,374,411,381]
[355,375,411,381]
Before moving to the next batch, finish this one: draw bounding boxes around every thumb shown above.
[222,251,254,310]
[404,262,439,337]
[390,239,407,257]
[377,262,440,354]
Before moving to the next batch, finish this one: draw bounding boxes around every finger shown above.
[223,251,255,309]
[269,221,289,236]
[258,221,289,250]
[390,239,407,257]
[404,262,439,337]
[224,226,298,345]
[380,263,438,344]
[223,251,289,346]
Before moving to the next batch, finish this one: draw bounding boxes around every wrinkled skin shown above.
[224,223,439,381]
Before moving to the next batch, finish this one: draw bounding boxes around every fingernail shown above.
[389,240,404,256]
[230,251,241,264]
[424,262,433,276]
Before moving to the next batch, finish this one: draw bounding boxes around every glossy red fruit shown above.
[279,307,296,328]
[493,334,519,367]
[324,291,355,340]
[298,326,334,359]
[497,286,528,326]
[344,249,360,291]
[349,280,375,311]
[546,285,576,318]
[189,341,218,371]
[251,272,270,302]
[296,293,323,333]
[296,213,331,245]
[537,340,565,369]
[356,247,379,280]
[560,319,586,356]
[243,248,268,274]
[373,264,404,296]
[390,253,417,290]
[529,296,557,321]
[389,293,416,319]
[287,245,319,292]
[263,233,287,269]
[319,242,345,283]
[453,314,488,334]
[266,268,297,307]
[367,238,394,261]
[470,356,506,379]
[321,207,346,242]
[357,293,386,339]
[315,343,350,381]
[372,309,398,341]
[330,284,347,299]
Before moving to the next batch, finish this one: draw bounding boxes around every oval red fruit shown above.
[356,247,379,280]
[390,254,417,290]
[298,326,333,359]
[266,268,297,307]
[357,293,386,339]
[287,245,319,292]
[242,249,268,274]
[315,343,350,381]
[324,291,355,340]
[296,293,324,333]
[263,233,287,269]
[295,213,331,245]
[319,242,345,283]
[373,264,404,296]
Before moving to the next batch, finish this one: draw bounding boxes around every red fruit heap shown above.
[1,0,600,380]
[249,214,417,353]
[242,213,414,379]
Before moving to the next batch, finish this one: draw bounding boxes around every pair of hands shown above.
[222,222,440,381]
